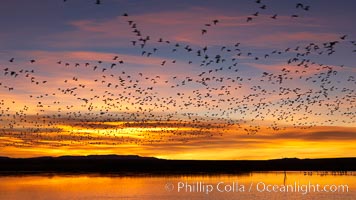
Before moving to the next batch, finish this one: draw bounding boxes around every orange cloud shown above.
[1,123,355,160]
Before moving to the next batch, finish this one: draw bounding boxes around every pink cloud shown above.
[41,6,339,51]
[251,32,338,47]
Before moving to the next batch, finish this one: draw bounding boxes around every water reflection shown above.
[0,172,354,200]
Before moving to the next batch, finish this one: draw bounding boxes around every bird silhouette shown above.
[0,0,355,148]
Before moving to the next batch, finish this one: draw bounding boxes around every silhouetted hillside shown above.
[0,155,355,174]
[57,154,158,160]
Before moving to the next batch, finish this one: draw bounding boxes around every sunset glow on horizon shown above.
[0,0,355,160]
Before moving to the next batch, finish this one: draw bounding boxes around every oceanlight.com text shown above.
[165,181,349,195]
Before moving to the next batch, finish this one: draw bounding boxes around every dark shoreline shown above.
[0,155,355,174]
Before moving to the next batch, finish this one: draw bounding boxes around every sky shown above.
[0,0,355,160]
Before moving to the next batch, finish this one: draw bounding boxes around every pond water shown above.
[0,171,354,200]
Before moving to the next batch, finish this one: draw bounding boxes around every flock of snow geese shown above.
[0,0,355,147]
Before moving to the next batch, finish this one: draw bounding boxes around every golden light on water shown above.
[0,172,355,199]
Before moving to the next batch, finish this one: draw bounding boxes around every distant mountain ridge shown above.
[57,154,159,160]
[0,155,355,161]
[0,155,355,173]
[0,154,159,160]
